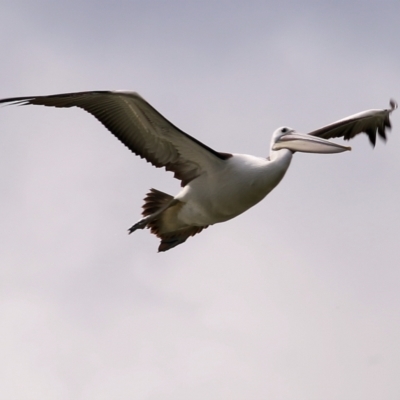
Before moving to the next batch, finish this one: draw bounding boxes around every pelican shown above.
[0,92,397,251]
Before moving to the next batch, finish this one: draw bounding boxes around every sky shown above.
[0,1,399,399]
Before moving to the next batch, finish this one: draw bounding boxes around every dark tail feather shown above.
[130,188,208,252]
[158,226,207,252]
[142,188,174,217]
[128,188,174,234]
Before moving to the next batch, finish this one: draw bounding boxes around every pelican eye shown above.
[281,128,288,133]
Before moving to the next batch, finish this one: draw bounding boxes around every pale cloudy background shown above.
[0,1,399,399]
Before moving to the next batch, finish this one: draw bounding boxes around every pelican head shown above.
[271,127,351,154]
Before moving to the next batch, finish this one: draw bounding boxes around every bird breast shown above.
[177,151,293,226]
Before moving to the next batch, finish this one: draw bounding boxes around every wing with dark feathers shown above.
[307,99,397,146]
[0,91,232,186]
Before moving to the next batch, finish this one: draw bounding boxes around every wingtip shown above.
[390,99,398,111]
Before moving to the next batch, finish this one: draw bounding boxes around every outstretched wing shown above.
[307,100,397,146]
[0,91,231,186]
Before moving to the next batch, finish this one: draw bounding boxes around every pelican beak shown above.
[273,132,351,154]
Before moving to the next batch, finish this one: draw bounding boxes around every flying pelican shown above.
[0,92,397,251]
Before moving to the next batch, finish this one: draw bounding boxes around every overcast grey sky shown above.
[1,1,399,399]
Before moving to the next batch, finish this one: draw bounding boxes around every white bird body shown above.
[0,91,396,251]
[175,150,293,226]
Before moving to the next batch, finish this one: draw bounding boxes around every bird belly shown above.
[175,153,291,226]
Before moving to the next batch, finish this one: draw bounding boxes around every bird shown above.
[0,92,397,252]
